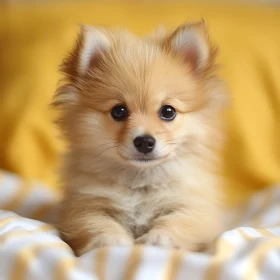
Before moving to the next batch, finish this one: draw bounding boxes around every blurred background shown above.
[0,0,280,207]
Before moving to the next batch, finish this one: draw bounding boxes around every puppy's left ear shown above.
[165,20,216,73]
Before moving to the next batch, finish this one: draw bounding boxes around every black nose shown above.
[134,135,156,154]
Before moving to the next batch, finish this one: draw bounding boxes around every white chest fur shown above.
[107,185,182,238]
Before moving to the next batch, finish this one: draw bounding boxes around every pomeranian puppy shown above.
[53,20,227,256]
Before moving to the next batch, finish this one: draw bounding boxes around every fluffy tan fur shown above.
[53,21,228,256]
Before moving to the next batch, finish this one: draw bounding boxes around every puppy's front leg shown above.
[58,198,133,256]
[60,215,133,256]
[136,208,222,252]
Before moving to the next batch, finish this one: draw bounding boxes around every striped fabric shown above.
[0,170,280,280]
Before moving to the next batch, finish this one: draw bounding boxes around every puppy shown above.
[53,20,227,256]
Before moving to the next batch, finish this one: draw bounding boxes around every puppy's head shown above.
[53,21,226,169]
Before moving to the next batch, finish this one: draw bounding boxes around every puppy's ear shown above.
[165,20,216,73]
[78,25,111,74]
[62,25,111,79]
[52,26,111,108]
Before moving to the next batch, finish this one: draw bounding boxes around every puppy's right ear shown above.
[62,25,111,79]
[52,26,111,108]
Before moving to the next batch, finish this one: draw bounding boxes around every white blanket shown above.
[0,170,280,280]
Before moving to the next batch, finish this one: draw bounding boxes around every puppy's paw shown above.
[79,234,133,255]
[92,234,134,248]
[135,229,181,249]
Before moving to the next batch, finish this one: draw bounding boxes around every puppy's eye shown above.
[159,105,176,121]
[111,105,128,121]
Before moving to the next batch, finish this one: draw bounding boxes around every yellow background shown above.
[1,1,280,206]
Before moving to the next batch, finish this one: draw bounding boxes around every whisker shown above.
[92,141,118,149]
[93,144,121,159]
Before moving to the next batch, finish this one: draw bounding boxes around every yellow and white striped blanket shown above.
[0,169,280,280]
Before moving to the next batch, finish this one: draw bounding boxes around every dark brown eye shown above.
[111,105,128,121]
[159,105,176,121]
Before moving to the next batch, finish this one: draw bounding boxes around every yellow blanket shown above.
[0,1,280,206]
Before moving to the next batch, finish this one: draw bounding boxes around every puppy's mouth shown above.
[118,153,170,166]
[132,157,159,163]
